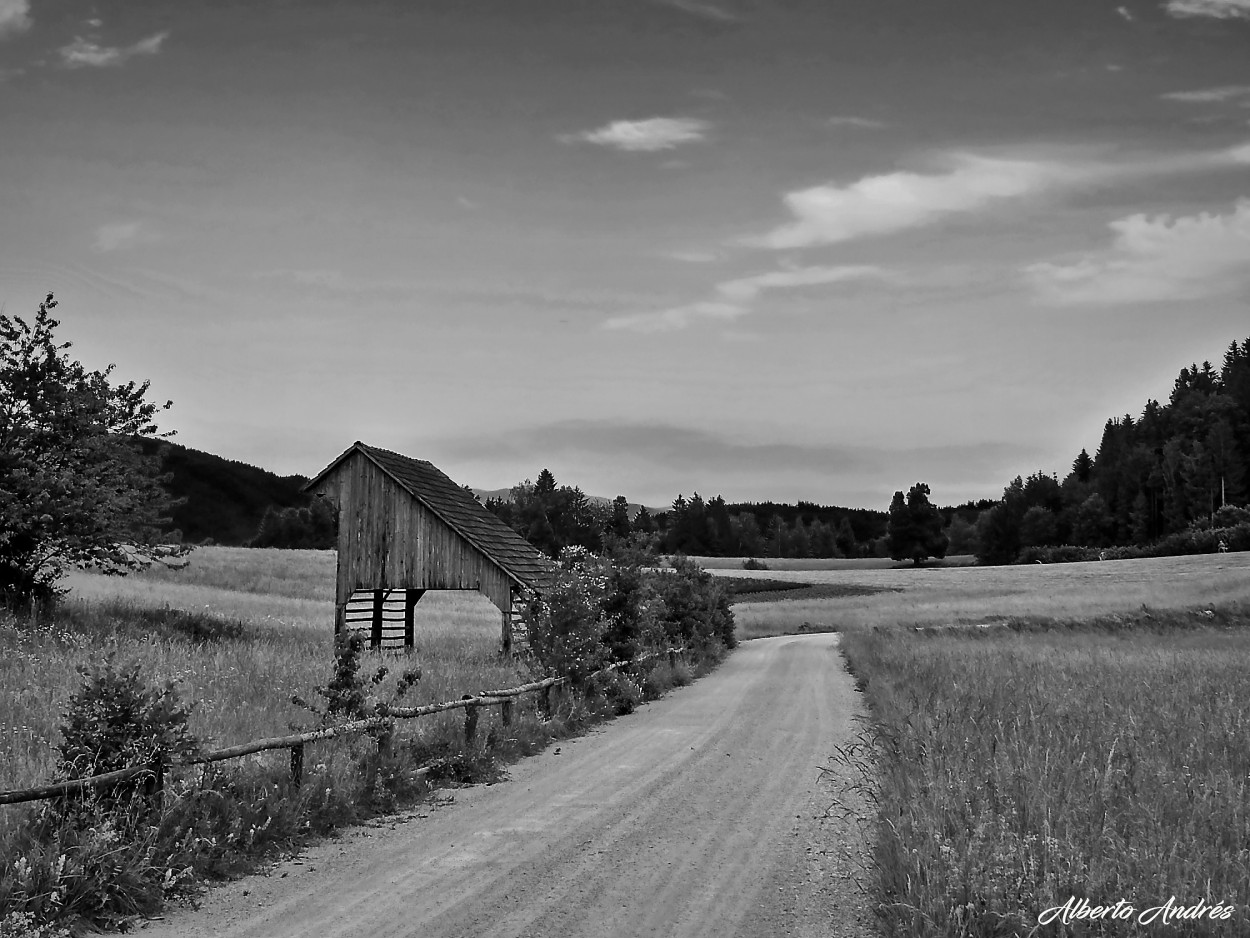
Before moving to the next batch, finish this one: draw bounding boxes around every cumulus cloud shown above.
[1165,0,1250,17]
[561,117,711,152]
[1161,85,1250,103]
[1026,199,1250,305]
[93,221,159,253]
[60,31,169,68]
[753,154,1066,249]
[604,264,890,333]
[0,0,30,39]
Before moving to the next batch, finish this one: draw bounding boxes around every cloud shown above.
[0,0,30,39]
[752,142,1250,250]
[827,115,887,129]
[561,117,711,152]
[1164,0,1250,17]
[92,221,159,252]
[1161,85,1250,103]
[648,0,739,22]
[1026,199,1250,305]
[433,419,1042,507]
[604,264,890,333]
[1117,5,1136,20]
[754,154,1065,250]
[60,31,169,68]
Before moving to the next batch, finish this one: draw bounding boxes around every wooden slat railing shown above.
[0,647,687,807]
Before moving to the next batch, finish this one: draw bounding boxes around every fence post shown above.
[500,699,513,728]
[463,697,478,746]
[669,649,678,668]
[539,684,552,720]
[290,743,304,787]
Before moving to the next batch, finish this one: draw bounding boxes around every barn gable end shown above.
[304,442,555,652]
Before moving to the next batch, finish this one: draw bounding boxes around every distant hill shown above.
[133,439,309,546]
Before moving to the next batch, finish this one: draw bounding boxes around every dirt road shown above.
[141,633,875,938]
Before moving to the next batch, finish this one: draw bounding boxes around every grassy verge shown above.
[838,609,1250,937]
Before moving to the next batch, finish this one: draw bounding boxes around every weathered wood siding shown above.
[310,452,515,617]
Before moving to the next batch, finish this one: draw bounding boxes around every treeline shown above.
[973,336,1250,564]
[482,469,888,559]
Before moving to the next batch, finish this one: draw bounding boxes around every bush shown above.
[651,557,736,650]
[742,557,769,570]
[56,659,199,789]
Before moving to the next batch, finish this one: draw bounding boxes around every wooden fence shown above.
[0,649,686,807]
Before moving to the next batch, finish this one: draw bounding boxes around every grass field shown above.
[716,552,1250,639]
[840,619,1250,936]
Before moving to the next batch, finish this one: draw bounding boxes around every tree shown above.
[0,295,178,611]
[886,483,949,565]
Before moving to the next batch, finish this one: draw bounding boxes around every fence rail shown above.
[0,648,685,807]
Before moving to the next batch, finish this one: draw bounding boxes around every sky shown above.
[1,0,1248,510]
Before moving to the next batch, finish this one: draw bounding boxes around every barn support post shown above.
[371,589,385,649]
[501,605,512,658]
[404,589,426,649]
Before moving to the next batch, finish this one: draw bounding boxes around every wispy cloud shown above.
[753,154,1066,250]
[561,117,711,152]
[648,0,739,23]
[752,142,1250,250]
[827,115,887,130]
[0,0,30,39]
[92,221,159,253]
[1161,85,1250,103]
[604,265,890,333]
[1026,199,1250,305]
[1165,0,1250,18]
[60,31,169,68]
[1116,6,1136,21]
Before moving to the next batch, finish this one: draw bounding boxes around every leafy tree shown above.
[886,483,949,565]
[0,295,178,611]
[1019,506,1058,548]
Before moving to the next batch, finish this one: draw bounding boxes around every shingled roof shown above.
[305,442,557,592]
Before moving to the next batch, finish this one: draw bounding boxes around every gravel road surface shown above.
[141,633,875,938]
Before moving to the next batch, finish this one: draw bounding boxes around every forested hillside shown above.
[975,336,1250,563]
[134,439,309,546]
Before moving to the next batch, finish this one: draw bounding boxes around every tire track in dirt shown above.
[141,633,875,938]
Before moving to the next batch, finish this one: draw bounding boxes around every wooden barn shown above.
[303,442,556,653]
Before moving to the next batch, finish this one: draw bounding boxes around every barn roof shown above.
[305,441,557,592]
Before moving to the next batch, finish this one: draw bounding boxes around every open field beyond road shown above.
[136,633,873,938]
[715,552,1250,639]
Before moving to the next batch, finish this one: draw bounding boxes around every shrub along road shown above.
[139,634,874,938]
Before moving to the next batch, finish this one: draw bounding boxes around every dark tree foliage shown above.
[249,497,338,549]
[0,295,179,611]
[976,334,1250,563]
[886,482,949,565]
[487,468,611,557]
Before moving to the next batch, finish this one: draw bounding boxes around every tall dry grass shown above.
[839,617,1250,936]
